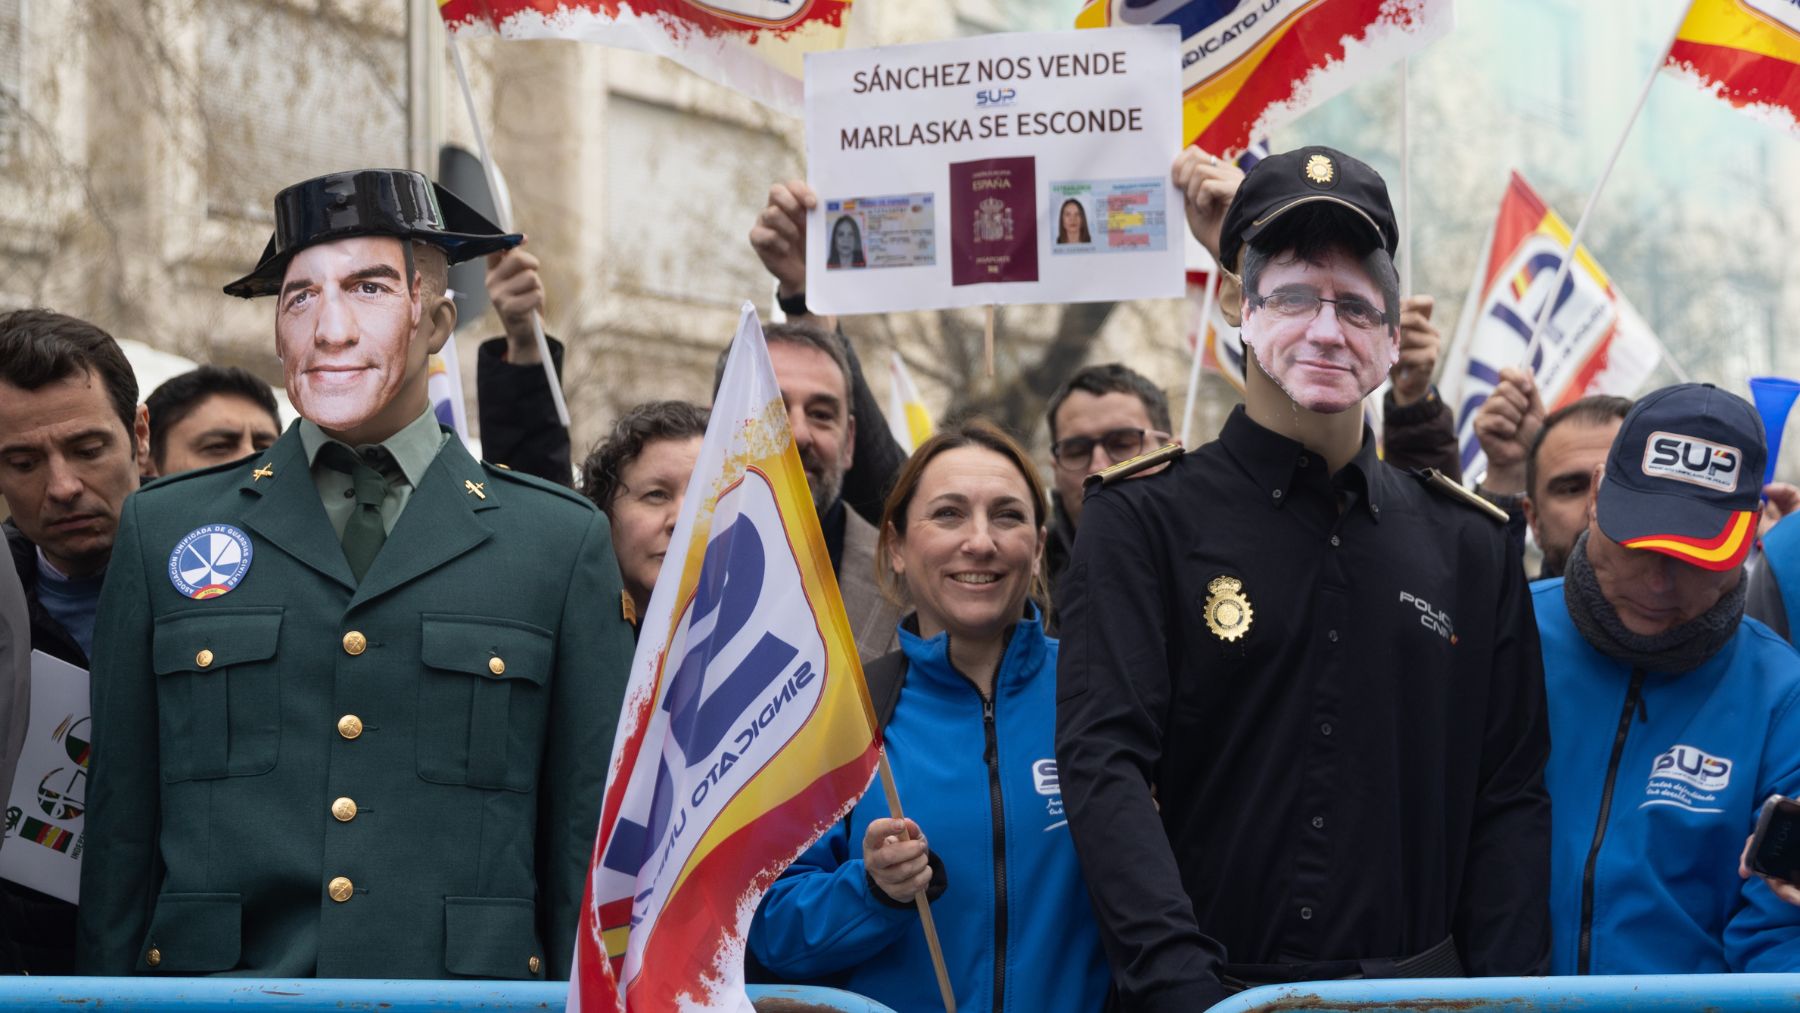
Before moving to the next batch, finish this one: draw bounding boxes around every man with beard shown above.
[77,169,632,978]
[1056,146,1550,1010]
[713,323,904,663]
[1535,383,1800,972]
[1472,369,1630,579]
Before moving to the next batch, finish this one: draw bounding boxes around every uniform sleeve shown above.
[1381,388,1463,482]
[1726,681,1800,971]
[538,509,634,978]
[748,811,912,977]
[1452,532,1552,975]
[476,336,572,485]
[75,494,164,972]
[837,330,908,529]
[1054,489,1231,1012]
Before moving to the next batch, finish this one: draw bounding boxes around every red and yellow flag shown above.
[570,305,881,1013]
[437,0,854,114]
[1075,0,1452,157]
[1664,0,1800,132]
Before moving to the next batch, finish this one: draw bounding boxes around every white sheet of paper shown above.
[0,650,90,903]
[804,27,1185,314]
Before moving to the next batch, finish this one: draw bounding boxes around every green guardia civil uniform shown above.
[76,409,633,979]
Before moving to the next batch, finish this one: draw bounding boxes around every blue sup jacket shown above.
[1535,578,1800,974]
[750,609,1110,1012]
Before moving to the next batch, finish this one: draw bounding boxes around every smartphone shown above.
[1750,795,1800,883]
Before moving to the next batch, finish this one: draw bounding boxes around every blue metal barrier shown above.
[0,977,898,1012]
[1204,974,1800,1012]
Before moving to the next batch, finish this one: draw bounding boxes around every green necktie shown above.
[321,443,390,583]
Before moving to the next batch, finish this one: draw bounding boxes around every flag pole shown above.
[1398,57,1412,301]
[876,752,958,1013]
[1180,268,1221,446]
[1518,3,1687,373]
[446,33,572,428]
[983,305,997,378]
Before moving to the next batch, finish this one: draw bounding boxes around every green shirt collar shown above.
[299,406,448,489]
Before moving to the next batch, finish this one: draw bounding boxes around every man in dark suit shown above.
[77,169,633,979]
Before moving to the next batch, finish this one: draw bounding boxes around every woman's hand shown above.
[862,817,932,904]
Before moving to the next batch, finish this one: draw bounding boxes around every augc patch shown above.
[168,524,253,599]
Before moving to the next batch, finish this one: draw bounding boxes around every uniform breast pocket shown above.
[417,614,554,792]
[151,608,283,781]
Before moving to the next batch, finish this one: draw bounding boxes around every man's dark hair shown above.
[1526,394,1633,498]
[0,308,138,439]
[1240,208,1401,328]
[711,321,854,411]
[145,366,282,470]
[1045,363,1172,443]
[580,400,711,511]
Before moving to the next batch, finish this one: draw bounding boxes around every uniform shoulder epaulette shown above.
[1413,467,1508,524]
[1083,442,1186,490]
[138,453,261,493]
[481,460,596,509]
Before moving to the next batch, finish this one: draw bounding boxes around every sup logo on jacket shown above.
[1643,744,1733,813]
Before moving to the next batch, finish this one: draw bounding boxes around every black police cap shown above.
[1218,145,1396,273]
[224,168,522,299]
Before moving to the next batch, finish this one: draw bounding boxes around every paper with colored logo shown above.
[0,651,90,903]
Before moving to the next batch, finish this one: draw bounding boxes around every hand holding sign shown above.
[750,181,818,300]
[1392,295,1439,408]
[1171,144,1244,265]
[485,243,545,364]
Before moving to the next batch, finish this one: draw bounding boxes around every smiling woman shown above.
[748,420,1111,1013]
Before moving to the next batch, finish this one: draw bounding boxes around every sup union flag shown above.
[571,305,883,1012]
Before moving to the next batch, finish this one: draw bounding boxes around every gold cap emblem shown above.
[1304,154,1334,185]
[1204,575,1253,642]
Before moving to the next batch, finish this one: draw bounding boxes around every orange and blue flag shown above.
[1075,0,1453,157]
[1665,0,1800,133]
[571,305,883,1013]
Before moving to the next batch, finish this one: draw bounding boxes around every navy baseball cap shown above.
[1218,145,1397,273]
[1595,383,1766,572]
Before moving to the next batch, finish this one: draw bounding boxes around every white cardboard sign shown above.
[804,27,1185,315]
[0,651,90,903]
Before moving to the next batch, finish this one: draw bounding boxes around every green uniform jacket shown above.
[76,426,633,979]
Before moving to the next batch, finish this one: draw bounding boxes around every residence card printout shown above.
[805,27,1184,314]
[0,651,90,903]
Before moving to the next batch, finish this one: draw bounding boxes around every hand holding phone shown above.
[1743,795,1800,907]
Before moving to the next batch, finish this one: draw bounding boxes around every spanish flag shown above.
[1665,0,1800,132]
[1076,0,1453,157]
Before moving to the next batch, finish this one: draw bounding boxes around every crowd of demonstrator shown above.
[2,145,1797,1012]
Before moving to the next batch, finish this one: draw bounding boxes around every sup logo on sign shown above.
[168,524,253,599]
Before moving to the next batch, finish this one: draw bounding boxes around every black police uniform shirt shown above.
[1054,405,1551,1011]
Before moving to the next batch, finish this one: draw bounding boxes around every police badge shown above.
[1204,575,1253,642]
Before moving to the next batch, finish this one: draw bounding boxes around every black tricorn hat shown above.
[224,168,522,299]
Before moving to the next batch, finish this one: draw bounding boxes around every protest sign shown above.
[0,651,90,903]
[804,28,1184,315]
[1439,172,1662,481]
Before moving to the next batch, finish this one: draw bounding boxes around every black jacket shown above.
[2,522,85,975]
[475,336,572,485]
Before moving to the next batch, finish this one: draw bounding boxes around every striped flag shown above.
[571,304,884,1012]
[427,338,474,453]
[1438,172,1662,481]
[1075,0,1453,157]
[437,0,855,115]
[1664,0,1800,133]
[886,353,934,453]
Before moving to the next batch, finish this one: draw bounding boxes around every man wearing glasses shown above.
[1055,146,1550,1010]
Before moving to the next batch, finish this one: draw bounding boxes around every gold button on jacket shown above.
[145,946,162,967]
[528,955,541,974]
[336,714,363,740]
[342,630,367,656]
[195,649,214,668]
[488,656,506,676]
[331,797,357,822]
[327,876,354,903]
